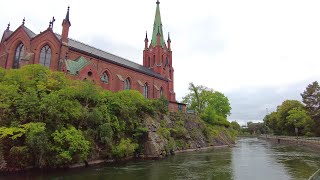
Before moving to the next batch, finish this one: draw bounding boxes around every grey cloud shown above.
[226,79,318,125]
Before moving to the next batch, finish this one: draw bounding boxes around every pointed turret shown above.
[144,31,148,49]
[167,32,171,50]
[61,6,71,43]
[151,0,165,47]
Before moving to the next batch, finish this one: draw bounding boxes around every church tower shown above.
[143,0,175,101]
[60,7,71,62]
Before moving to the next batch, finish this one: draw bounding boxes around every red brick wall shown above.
[67,49,169,99]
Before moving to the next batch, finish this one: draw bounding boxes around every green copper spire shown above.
[151,0,165,47]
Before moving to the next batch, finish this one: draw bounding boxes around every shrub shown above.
[51,126,90,166]
[112,138,138,159]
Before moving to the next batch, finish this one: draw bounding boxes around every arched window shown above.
[148,57,150,67]
[39,45,52,67]
[160,87,163,97]
[144,83,149,98]
[153,55,155,65]
[125,78,131,90]
[13,43,24,69]
[162,55,164,64]
[100,71,109,84]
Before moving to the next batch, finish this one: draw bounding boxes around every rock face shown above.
[144,131,167,158]
[143,113,235,158]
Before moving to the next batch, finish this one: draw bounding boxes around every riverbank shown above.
[259,135,320,152]
[3,138,320,180]
[68,144,232,169]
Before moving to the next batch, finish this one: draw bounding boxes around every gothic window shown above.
[39,45,52,67]
[160,87,163,97]
[144,83,149,98]
[100,72,109,84]
[162,55,163,64]
[125,78,131,90]
[148,57,150,67]
[13,43,24,69]
[153,55,155,65]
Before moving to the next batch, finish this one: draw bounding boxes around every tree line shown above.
[264,81,320,136]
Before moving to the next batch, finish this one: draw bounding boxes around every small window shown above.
[100,72,109,84]
[178,104,182,111]
[162,55,163,64]
[144,83,149,98]
[148,57,150,67]
[13,43,24,69]
[88,71,93,76]
[125,78,131,90]
[39,45,51,67]
[160,87,163,97]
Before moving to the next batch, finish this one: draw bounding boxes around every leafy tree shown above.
[183,83,231,127]
[264,112,279,134]
[230,121,241,132]
[301,81,320,135]
[276,100,304,134]
[286,107,312,135]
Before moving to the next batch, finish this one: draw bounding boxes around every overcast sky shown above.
[2,0,320,125]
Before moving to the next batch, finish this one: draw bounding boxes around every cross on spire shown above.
[22,17,25,25]
[6,23,10,30]
[51,16,56,29]
[156,0,160,5]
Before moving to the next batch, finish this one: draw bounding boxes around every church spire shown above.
[151,0,165,47]
[62,6,71,26]
[61,6,71,43]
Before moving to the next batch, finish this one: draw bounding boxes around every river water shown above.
[2,138,320,180]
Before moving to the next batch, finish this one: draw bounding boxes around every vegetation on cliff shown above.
[0,65,236,171]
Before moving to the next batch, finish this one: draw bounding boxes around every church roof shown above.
[1,30,12,42]
[54,34,166,80]
[151,0,166,48]
[22,26,37,38]
[1,26,36,42]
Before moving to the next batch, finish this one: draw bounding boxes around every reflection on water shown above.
[1,138,320,180]
[232,138,291,180]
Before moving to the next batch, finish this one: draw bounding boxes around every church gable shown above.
[31,29,60,50]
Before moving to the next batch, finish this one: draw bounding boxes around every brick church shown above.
[0,1,185,112]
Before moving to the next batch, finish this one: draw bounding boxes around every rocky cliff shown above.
[143,112,235,158]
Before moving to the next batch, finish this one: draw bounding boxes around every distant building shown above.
[0,1,186,112]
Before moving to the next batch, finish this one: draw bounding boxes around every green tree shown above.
[286,107,312,136]
[301,81,320,135]
[263,111,279,134]
[183,83,231,127]
[230,121,241,132]
[276,100,304,135]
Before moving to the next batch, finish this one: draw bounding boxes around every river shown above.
[2,138,320,180]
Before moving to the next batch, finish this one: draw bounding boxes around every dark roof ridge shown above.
[59,33,143,67]
[54,33,166,80]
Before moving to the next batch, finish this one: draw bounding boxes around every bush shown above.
[51,126,90,166]
[112,138,138,159]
